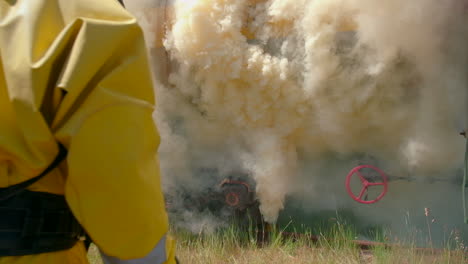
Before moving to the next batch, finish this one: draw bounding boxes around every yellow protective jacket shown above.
[0,0,175,263]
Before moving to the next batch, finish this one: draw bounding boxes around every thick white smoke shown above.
[126,0,468,224]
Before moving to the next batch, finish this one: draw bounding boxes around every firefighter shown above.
[0,0,176,263]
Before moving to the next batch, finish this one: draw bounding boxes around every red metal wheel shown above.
[345,165,388,204]
[225,192,240,207]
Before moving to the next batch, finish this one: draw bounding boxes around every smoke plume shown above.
[125,0,468,224]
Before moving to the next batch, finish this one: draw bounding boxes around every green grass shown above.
[88,222,467,264]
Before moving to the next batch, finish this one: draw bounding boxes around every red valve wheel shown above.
[225,192,240,207]
[345,165,388,204]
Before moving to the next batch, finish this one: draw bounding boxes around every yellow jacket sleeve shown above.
[0,0,175,261]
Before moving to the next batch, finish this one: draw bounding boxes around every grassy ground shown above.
[87,224,467,264]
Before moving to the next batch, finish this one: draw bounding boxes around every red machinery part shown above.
[345,165,388,204]
[225,192,240,207]
[220,179,254,208]
[220,179,252,193]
